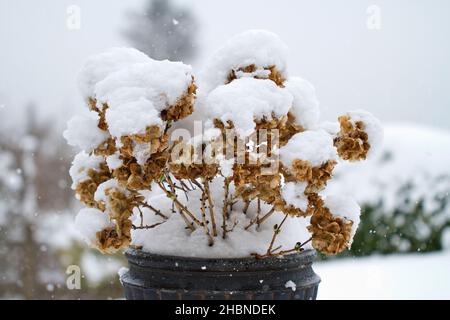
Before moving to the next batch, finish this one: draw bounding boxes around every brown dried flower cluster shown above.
[161,81,197,121]
[75,163,110,208]
[95,188,142,253]
[169,142,219,180]
[334,115,370,161]
[307,196,354,255]
[283,159,337,193]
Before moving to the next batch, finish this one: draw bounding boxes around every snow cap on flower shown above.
[69,151,106,189]
[284,77,320,130]
[280,130,337,168]
[78,47,151,100]
[63,111,109,153]
[199,29,289,95]
[75,207,113,245]
[206,78,293,135]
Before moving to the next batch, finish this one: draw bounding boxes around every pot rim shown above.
[125,248,316,272]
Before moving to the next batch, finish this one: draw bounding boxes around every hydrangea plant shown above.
[64,30,383,258]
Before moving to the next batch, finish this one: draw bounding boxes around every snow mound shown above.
[199,29,289,95]
[131,178,313,258]
[205,78,293,134]
[281,182,308,211]
[69,152,104,189]
[95,60,193,137]
[78,47,150,100]
[324,195,361,240]
[285,77,320,129]
[280,130,338,167]
[63,111,108,152]
[75,208,112,245]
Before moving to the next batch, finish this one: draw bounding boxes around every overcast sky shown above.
[1,0,449,131]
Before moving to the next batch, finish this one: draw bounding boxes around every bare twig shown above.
[137,206,144,227]
[266,213,288,254]
[243,200,251,214]
[132,221,166,230]
[257,207,275,227]
[245,207,275,230]
[138,201,168,220]
[251,238,312,259]
[191,179,204,192]
[204,179,217,237]
[157,181,201,228]
[200,191,214,246]
[220,178,231,239]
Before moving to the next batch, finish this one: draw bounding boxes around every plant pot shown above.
[121,248,320,300]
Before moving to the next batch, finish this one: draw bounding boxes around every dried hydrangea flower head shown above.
[308,195,360,255]
[65,31,383,257]
[334,110,384,161]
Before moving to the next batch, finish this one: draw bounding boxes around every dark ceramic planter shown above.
[121,248,320,300]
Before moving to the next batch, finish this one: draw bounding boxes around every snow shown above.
[218,156,235,177]
[199,29,289,95]
[63,111,109,152]
[132,142,152,166]
[69,151,104,189]
[285,77,320,129]
[281,182,308,211]
[285,280,297,292]
[117,267,129,282]
[345,109,384,159]
[106,153,123,170]
[95,60,193,112]
[78,47,151,100]
[280,130,337,167]
[319,121,340,136]
[74,208,112,245]
[324,195,361,241]
[131,178,313,258]
[94,179,128,203]
[315,251,450,299]
[105,99,163,138]
[205,78,293,135]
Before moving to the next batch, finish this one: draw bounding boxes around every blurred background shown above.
[0,0,449,299]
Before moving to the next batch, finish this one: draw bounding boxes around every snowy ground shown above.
[315,251,450,299]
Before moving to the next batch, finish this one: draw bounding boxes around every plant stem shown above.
[132,221,165,230]
[221,178,232,239]
[243,200,251,214]
[257,207,275,227]
[245,207,275,230]
[203,179,218,237]
[138,201,168,220]
[157,181,201,228]
[252,237,312,259]
[200,190,214,246]
[266,213,288,254]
